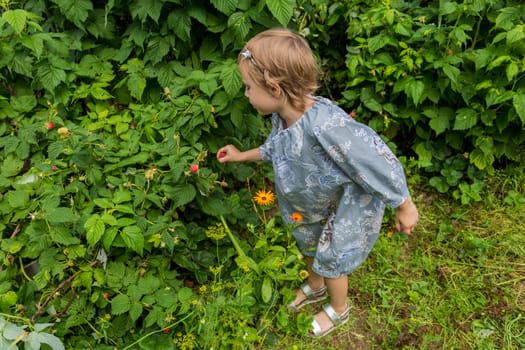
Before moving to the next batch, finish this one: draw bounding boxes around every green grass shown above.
[274,166,525,349]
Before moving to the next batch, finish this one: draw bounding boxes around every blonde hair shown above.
[238,28,319,112]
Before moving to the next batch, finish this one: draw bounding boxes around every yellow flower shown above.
[253,189,275,206]
[290,212,303,223]
[299,270,309,279]
[205,223,226,240]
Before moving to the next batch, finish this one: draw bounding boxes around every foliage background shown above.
[0,0,524,349]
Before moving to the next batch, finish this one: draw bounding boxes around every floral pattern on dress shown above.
[259,97,410,278]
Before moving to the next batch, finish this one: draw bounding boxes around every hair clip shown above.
[240,48,264,74]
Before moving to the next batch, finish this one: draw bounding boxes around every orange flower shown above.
[290,212,303,223]
[253,190,275,206]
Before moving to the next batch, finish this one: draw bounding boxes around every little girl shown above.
[217,28,418,337]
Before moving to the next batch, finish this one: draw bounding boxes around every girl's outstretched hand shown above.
[217,146,262,163]
[395,197,418,235]
[216,145,241,163]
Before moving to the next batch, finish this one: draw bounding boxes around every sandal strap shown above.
[300,282,327,298]
[322,303,351,326]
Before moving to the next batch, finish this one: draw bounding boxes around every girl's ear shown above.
[267,80,282,97]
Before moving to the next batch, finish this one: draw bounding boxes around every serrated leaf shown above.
[144,306,164,328]
[170,184,197,208]
[513,93,525,124]
[406,79,425,106]
[220,60,242,96]
[111,294,130,315]
[121,225,144,255]
[93,198,114,209]
[470,149,495,170]
[129,0,160,22]
[227,12,251,40]
[453,108,478,130]
[85,214,105,247]
[46,207,78,223]
[414,142,433,167]
[360,88,382,112]
[368,33,392,54]
[506,25,525,45]
[167,9,191,42]
[21,33,46,58]
[128,74,146,100]
[211,0,237,15]
[129,303,143,321]
[442,63,460,84]
[37,64,66,91]
[266,0,294,26]
[53,0,92,28]
[113,189,132,204]
[3,9,29,34]
[1,154,24,177]
[7,190,30,209]
[199,79,218,96]
[427,108,451,135]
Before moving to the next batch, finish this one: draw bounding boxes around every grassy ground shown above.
[276,165,525,349]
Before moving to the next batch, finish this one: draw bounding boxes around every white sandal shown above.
[288,282,327,311]
[310,303,351,337]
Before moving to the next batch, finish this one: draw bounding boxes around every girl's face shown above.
[239,64,282,116]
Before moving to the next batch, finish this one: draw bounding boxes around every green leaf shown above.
[169,184,197,208]
[111,294,131,315]
[406,79,425,106]
[360,88,382,112]
[128,74,146,100]
[168,10,191,42]
[439,1,458,16]
[266,0,295,27]
[470,149,495,170]
[2,9,29,35]
[261,276,273,303]
[130,0,163,23]
[129,303,143,322]
[121,225,144,255]
[1,154,24,177]
[53,0,92,28]
[475,136,494,155]
[93,198,114,209]
[211,0,237,15]
[368,34,393,54]
[414,142,433,167]
[199,79,218,96]
[220,60,242,96]
[426,107,453,135]
[506,24,525,45]
[85,214,105,247]
[37,64,66,91]
[227,12,251,40]
[513,93,525,125]
[46,207,78,223]
[7,190,30,209]
[453,108,478,130]
[442,64,460,85]
[113,189,132,204]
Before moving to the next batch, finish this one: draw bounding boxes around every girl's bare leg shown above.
[312,275,349,332]
[292,256,325,305]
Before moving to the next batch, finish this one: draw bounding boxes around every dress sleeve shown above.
[259,114,279,162]
[315,116,410,208]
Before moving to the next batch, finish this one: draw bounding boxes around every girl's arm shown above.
[217,145,262,163]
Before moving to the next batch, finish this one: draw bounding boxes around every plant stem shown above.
[122,312,194,350]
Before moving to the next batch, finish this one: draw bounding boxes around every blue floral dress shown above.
[259,97,410,278]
